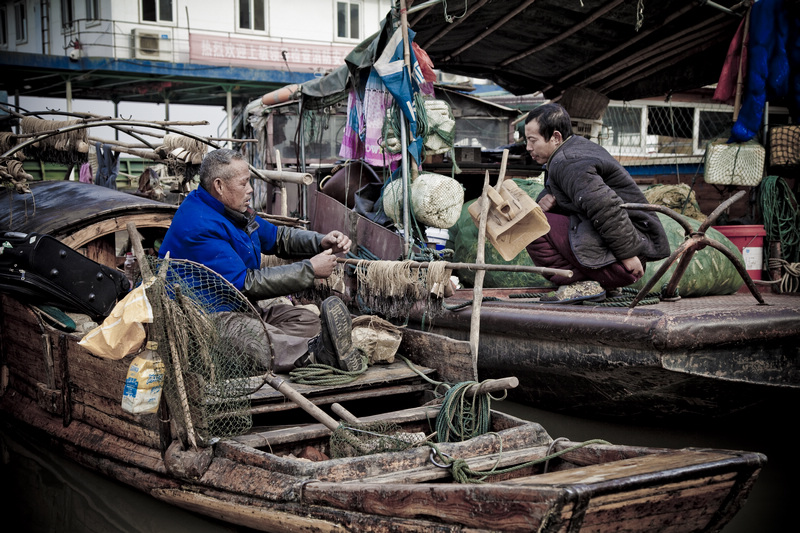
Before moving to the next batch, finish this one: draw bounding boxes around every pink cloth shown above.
[339,69,402,167]
[79,162,93,184]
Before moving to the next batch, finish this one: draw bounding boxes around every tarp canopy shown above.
[407,0,747,101]
[299,0,748,105]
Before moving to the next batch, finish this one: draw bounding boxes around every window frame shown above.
[0,6,8,47]
[237,0,268,34]
[13,1,27,44]
[334,0,361,42]
[141,0,175,24]
[85,0,101,24]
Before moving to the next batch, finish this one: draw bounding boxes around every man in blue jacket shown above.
[524,104,670,303]
[159,148,360,372]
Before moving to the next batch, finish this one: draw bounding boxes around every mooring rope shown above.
[761,175,800,264]
[425,436,613,484]
[288,350,368,386]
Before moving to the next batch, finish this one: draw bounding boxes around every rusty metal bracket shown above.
[621,190,766,308]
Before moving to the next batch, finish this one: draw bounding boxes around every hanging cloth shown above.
[95,144,120,189]
[79,162,93,184]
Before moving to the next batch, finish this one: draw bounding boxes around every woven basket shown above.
[704,140,765,186]
[768,125,800,168]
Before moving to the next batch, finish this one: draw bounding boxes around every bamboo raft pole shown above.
[336,257,572,279]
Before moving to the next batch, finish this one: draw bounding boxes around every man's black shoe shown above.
[308,296,363,372]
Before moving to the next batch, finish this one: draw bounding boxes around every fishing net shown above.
[329,420,427,459]
[353,259,450,319]
[145,256,270,448]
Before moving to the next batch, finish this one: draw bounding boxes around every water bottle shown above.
[123,252,137,290]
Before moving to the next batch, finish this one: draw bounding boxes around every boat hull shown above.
[0,292,766,532]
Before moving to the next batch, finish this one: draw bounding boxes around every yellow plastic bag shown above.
[78,278,154,359]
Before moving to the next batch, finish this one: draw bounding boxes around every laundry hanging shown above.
[94,143,120,189]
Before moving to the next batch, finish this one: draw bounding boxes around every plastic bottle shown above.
[121,341,165,414]
[123,252,137,290]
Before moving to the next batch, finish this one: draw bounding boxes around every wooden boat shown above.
[0,180,766,532]
[308,186,800,422]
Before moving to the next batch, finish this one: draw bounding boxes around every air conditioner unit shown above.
[132,28,172,62]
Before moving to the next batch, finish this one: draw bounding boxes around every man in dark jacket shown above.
[159,148,360,372]
[524,103,670,303]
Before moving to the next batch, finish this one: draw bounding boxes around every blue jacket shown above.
[159,186,319,295]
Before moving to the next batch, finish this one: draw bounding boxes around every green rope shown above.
[288,350,368,386]
[435,381,494,443]
[760,175,800,264]
[425,437,613,484]
[586,287,663,307]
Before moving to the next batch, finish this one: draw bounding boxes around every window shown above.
[86,0,100,21]
[61,0,74,28]
[336,1,360,40]
[0,7,7,47]
[239,0,266,32]
[13,1,26,43]
[142,0,173,23]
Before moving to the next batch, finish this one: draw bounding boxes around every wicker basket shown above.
[703,140,765,186]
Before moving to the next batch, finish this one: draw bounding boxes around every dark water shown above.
[1,400,790,532]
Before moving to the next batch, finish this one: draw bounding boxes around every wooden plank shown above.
[152,488,343,533]
[302,481,558,531]
[60,213,174,249]
[500,449,734,485]
[247,383,432,415]
[398,328,474,384]
[349,445,553,484]
[247,361,436,402]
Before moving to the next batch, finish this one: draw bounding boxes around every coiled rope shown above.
[586,287,663,307]
[288,350,368,386]
[425,436,612,484]
[768,258,800,293]
[761,175,800,264]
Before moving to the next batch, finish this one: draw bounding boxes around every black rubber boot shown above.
[309,296,362,372]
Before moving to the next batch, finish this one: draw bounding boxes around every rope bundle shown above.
[761,175,800,264]
[0,159,34,193]
[20,117,89,164]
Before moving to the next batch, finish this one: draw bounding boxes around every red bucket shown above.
[712,225,766,288]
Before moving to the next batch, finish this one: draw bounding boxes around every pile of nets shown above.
[145,257,270,447]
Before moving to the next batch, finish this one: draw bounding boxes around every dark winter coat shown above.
[539,135,670,269]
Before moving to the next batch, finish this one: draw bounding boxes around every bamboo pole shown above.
[336,257,572,278]
[469,169,492,380]
[276,150,288,217]
[500,0,625,67]
[444,0,536,61]
[733,9,751,122]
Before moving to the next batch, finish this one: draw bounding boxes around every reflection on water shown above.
[0,422,238,533]
[2,400,792,533]
[496,401,792,533]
